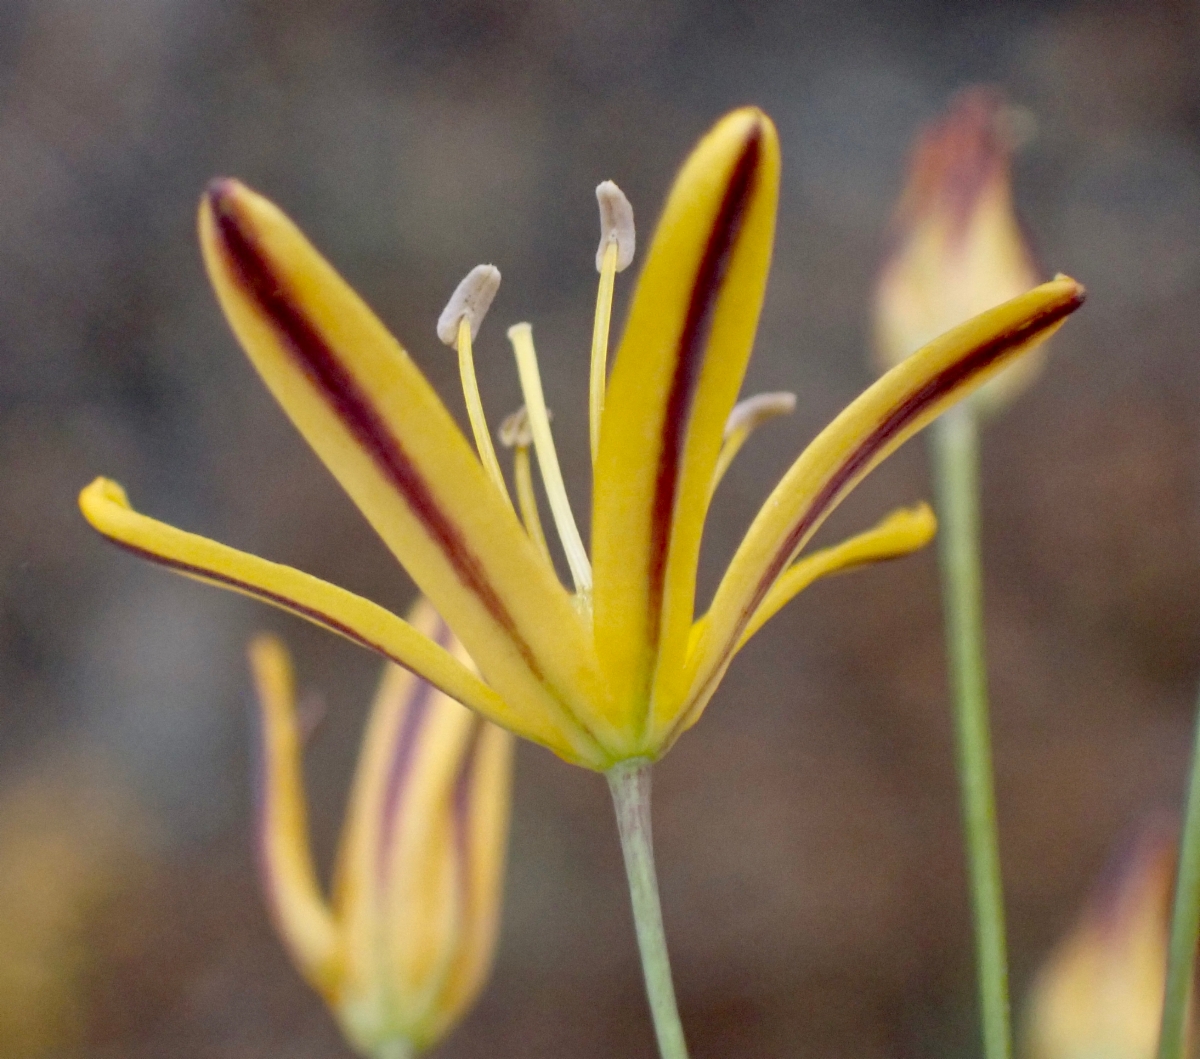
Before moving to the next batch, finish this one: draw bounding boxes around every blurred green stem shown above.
[374,1040,414,1059]
[1155,683,1200,1059]
[608,760,690,1059]
[930,405,1011,1059]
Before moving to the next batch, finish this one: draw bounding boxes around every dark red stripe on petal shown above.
[375,614,455,884]
[450,719,487,918]
[375,678,436,885]
[102,535,469,698]
[644,125,764,658]
[678,289,1084,740]
[206,182,544,684]
[751,292,1082,610]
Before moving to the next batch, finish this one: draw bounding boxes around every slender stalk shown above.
[607,760,690,1059]
[929,405,1011,1059]
[1155,683,1200,1059]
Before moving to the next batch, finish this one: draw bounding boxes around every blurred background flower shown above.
[1022,823,1186,1059]
[4,0,1200,1056]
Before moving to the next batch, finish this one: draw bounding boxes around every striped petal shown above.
[686,276,1085,720]
[330,599,512,1049]
[248,634,341,997]
[662,505,936,744]
[79,477,600,763]
[424,717,512,1044]
[735,502,936,650]
[198,180,612,759]
[591,108,780,738]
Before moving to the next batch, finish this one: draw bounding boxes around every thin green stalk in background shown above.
[930,405,1011,1059]
[1155,683,1200,1059]
[608,760,690,1059]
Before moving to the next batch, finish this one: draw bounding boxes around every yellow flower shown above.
[873,87,1045,413]
[1022,827,1187,1059]
[250,598,512,1057]
[80,107,1084,769]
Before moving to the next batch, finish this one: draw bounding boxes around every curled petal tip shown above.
[79,476,130,521]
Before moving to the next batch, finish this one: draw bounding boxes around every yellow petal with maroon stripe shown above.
[248,634,341,997]
[591,108,780,741]
[687,276,1084,722]
[198,180,614,758]
[79,477,603,764]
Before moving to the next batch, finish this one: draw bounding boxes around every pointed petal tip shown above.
[720,106,778,150]
[204,176,238,205]
[1053,272,1087,304]
[201,178,251,231]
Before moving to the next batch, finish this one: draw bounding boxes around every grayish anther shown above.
[437,264,501,345]
[595,181,635,272]
[498,407,534,449]
[723,391,797,439]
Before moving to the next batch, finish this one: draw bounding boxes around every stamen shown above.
[595,181,636,273]
[499,407,552,566]
[710,391,797,497]
[437,263,501,345]
[438,266,509,503]
[590,181,635,467]
[506,323,593,596]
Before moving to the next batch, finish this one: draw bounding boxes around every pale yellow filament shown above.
[456,317,511,507]
[589,240,619,467]
[513,445,552,566]
[709,392,797,502]
[709,425,751,499]
[506,323,593,595]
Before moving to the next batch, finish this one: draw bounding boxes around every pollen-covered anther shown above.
[595,181,635,272]
[498,407,535,449]
[437,264,502,345]
[723,391,797,439]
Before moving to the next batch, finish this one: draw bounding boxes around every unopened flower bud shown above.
[251,598,513,1057]
[1023,825,1187,1059]
[873,87,1042,414]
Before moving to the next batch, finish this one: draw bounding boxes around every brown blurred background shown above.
[3,0,1200,1056]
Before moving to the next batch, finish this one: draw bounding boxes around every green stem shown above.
[373,1039,415,1059]
[607,760,690,1059]
[1155,683,1200,1059]
[929,406,1011,1059]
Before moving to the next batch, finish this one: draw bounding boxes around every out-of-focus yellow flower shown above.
[874,87,1045,413]
[81,107,1083,769]
[0,753,149,1059]
[1023,827,1188,1059]
[250,598,513,1057]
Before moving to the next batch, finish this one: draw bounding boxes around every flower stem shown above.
[374,1039,414,1059]
[1155,682,1200,1059]
[607,760,690,1059]
[929,405,1011,1059]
